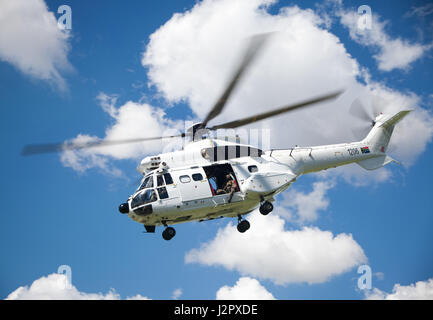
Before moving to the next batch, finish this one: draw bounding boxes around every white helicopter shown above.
[22,35,411,240]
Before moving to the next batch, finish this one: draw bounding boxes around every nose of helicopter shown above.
[118,203,129,214]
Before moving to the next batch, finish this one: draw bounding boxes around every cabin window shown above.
[157,187,168,199]
[164,173,173,185]
[248,165,258,173]
[179,175,191,183]
[157,175,164,187]
[131,189,157,209]
[192,173,203,181]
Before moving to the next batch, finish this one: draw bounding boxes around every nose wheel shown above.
[162,226,176,241]
[237,215,250,233]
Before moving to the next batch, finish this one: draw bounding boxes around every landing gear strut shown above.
[162,221,176,240]
[259,201,273,215]
[237,215,250,233]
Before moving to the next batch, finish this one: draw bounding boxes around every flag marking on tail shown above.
[361,146,370,154]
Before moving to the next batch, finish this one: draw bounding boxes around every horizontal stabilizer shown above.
[357,155,399,171]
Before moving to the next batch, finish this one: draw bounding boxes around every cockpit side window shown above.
[138,176,149,190]
[138,175,154,191]
[164,173,173,185]
[145,176,154,188]
[157,175,164,187]
[157,187,168,199]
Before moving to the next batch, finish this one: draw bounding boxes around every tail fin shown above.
[380,110,412,129]
[362,110,412,153]
[357,110,411,170]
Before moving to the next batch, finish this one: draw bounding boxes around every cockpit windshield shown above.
[131,188,157,209]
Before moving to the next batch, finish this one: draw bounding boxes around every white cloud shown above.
[216,277,275,300]
[374,272,385,281]
[404,3,433,19]
[338,7,430,72]
[185,210,366,285]
[5,273,150,300]
[60,93,185,173]
[366,278,433,300]
[280,180,334,223]
[141,0,433,184]
[55,0,433,180]
[0,0,72,89]
[172,288,183,300]
[60,134,123,176]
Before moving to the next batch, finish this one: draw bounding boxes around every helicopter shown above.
[22,34,411,240]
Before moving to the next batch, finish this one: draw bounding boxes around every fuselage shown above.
[123,136,383,228]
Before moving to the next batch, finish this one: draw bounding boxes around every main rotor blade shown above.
[21,133,185,156]
[208,90,343,130]
[201,33,271,127]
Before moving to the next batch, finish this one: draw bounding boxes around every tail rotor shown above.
[349,96,389,141]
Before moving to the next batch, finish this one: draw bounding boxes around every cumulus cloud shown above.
[405,3,433,19]
[279,180,334,223]
[338,6,431,72]
[141,0,433,184]
[185,210,366,285]
[216,277,275,300]
[60,92,185,173]
[366,278,433,300]
[172,288,183,300]
[5,273,150,300]
[0,0,72,89]
[55,0,432,180]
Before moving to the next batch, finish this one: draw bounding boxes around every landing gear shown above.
[259,201,273,215]
[161,220,175,240]
[237,215,250,233]
[162,226,176,241]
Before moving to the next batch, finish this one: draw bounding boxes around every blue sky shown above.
[1,0,433,300]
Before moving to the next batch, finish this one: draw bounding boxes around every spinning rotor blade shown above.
[349,95,391,140]
[201,33,271,127]
[349,98,374,140]
[349,98,372,123]
[21,133,185,156]
[208,90,343,130]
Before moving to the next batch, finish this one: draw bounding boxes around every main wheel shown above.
[259,201,273,215]
[162,227,176,240]
[237,220,250,233]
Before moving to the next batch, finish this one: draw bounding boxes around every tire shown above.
[259,201,273,215]
[162,227,176,240]
[237,220,250,233]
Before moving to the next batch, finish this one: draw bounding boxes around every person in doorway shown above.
[223,174,237,202]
